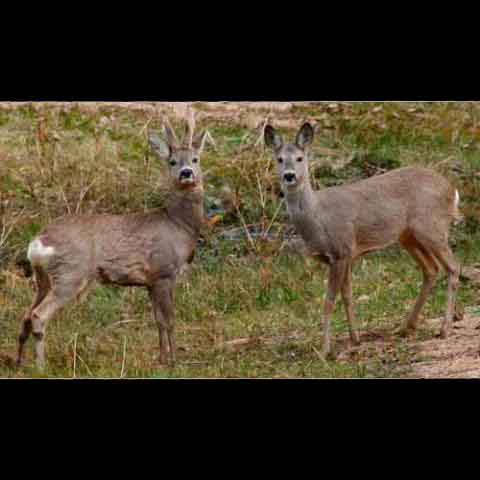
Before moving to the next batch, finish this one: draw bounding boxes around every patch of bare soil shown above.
[406,309,480,378]
[0,101,322,130]
[336,308,480,378]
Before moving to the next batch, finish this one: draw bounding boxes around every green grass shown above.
[1,101,480,378]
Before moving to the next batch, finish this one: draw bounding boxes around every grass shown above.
[1,101,480,378]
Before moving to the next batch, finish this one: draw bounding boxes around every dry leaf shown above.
[205,215,222,228]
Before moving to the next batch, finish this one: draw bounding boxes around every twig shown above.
[254,117,270,147]
[106,319,141,329]
[235,204,257,253]
[236,117,269,154]
[120,336,127,378]
[262,198,285,240]
[75,178,97,214]
[72,333,78,378]
[75,352,94,377]
[204,131,217,151]
[0,207,26,248]
[256,173,265,211]
[59,186,72,215]
[312,345,333,370]
[180,361,210,366]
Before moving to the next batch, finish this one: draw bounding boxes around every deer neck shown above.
[165,187,204,238]
[284,179,316,221]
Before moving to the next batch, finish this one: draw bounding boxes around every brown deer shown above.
[17,113,209,369]
[265,122,461,358]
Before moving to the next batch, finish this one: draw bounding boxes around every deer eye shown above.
[169,160,177,166]
[297,157,303,163]
[277,157,283,164]
[192,157,199,164]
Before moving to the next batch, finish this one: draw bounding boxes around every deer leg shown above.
[28,277,89,370]
[29,295,68,370]
[149,285,169,366]
[340,261,360,346]
[322,260,348,358]
[17,319,33,367]
[401,241,440,333]
[17,267,51,366]
[150,277,177,366]
[429,244,460,339]
[166,287,177,364]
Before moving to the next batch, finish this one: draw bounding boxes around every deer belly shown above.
[96,261,150,286]
[96,259,181,286]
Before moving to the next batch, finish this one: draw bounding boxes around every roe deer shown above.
[265,122,461,358]
[17,113,209,369]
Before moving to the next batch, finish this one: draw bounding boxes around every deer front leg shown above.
[341,261,360,346]
[322,260,348,358]
[150,277,177,366]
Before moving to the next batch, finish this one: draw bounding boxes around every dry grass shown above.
[1,101,480,378]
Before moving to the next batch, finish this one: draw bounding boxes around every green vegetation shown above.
[1,102,480,378]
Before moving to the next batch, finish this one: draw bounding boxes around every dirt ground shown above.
[335,307,480,379]
[406,309,480,378]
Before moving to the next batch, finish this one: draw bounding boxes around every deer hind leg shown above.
[340,261,360,346]
[28,277,90,370]
[150,277,177,366]
[429,243,460,339]
[17,266,52,366]
[322,260,348,358]
[400,237,440,333]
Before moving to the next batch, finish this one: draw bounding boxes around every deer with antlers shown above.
[17,111,209,369]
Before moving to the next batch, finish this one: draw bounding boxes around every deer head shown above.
[264,122,314,193]
[149,111,209,192]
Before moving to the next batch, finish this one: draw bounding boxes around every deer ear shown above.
[296,123,314,148]
[148,133,171,160]
[264,125,283,150]
[192,130,210,153]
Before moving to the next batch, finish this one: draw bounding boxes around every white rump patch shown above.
[455,190,460,208]
[27,237,55,267]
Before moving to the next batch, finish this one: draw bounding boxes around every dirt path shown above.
[339,308,480,378]
[405,309,480,378]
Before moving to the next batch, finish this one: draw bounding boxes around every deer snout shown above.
[179,168,194,180]
[283,172,297,184]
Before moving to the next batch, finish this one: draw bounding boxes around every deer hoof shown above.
[439,329,449,340]
[350,333,361,347]
[325,350,337,361]
[398,326,416,338]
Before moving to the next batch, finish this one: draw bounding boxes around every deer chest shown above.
[292,214,349,263]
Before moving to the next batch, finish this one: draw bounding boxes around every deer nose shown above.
[283,172,296,183]
[180,168,194,179]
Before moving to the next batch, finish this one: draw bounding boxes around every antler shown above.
[183,105,196,148]
[163,116,179,149]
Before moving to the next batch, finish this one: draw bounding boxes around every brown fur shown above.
[17,114,210,369]
[265,123,460,357]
